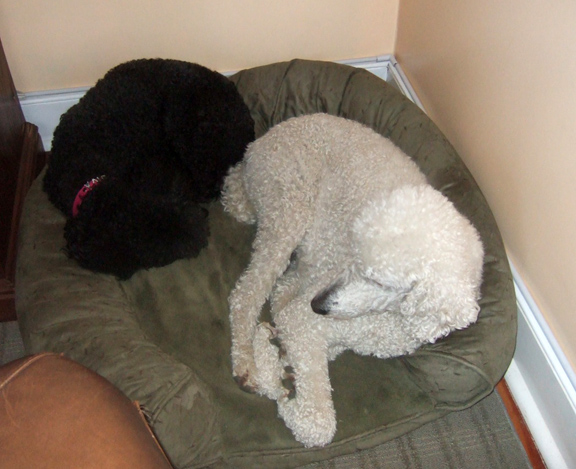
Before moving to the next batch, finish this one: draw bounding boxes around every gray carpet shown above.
[303,391,531,469]
[0,321,25,365]
[1,321,531,468]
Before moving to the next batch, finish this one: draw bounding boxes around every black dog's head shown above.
[64,181,209,280]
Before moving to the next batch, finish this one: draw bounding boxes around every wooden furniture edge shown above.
[0,123,44,322]
[497,379,547,468]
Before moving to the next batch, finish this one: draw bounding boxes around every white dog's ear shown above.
[406,291,482,345]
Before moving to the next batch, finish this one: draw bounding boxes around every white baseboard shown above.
[505,263,576,469]
[19,87,89,151]
[18,55,576,467]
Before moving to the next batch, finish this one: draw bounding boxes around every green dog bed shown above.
[16,60,516,468]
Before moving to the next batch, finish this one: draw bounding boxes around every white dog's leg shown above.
[273,299,337,447]
[229,207,312,392]
[247,268,302,400]
[221,162,257,224]
[252,322,286,399]
[270,264,301,315]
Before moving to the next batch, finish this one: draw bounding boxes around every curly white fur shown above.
[222,114,484,447]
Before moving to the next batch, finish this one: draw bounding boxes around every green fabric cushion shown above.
[16,59,516,468]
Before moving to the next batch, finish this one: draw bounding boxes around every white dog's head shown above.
[311,185,484,342]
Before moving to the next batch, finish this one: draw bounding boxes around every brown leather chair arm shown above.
[0,353,173,468]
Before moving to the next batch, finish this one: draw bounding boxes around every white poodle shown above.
[222,113,484,447]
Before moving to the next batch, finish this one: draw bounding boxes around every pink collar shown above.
[72,176,105,217]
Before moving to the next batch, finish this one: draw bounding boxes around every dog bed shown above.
[16,60,516,468]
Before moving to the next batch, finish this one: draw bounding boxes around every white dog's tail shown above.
[221,161,257,224]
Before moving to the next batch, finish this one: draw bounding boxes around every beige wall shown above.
[396,0,576,369]
[0,0,398,92]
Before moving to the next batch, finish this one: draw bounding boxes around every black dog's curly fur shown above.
[43,59,254,279]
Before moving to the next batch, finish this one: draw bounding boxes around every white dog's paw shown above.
[232,365,259,393]
[231,345,260,393]
[252,322,285,399]
[277,394,337,447]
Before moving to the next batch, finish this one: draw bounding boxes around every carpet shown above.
[0,321,531,468]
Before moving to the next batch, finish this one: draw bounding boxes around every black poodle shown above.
[43,59,254,279]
